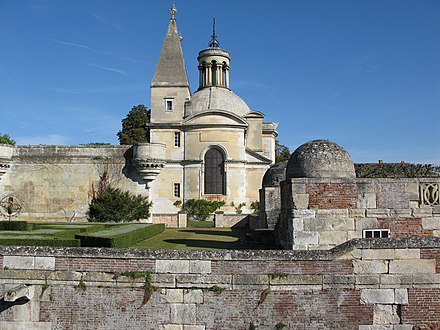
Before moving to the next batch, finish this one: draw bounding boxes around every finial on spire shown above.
[209,17,220,48]
[170,2,177,20]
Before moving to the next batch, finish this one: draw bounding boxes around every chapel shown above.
[146,5,278,215]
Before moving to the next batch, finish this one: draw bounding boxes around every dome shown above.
[187,87,251,117]
[262,161,287,187]
[286,140,355,179]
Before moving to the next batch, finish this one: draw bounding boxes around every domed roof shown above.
[262,161,287,187]
[286,140,355,179]
[187,87,251,117]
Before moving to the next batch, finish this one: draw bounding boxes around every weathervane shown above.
[170,2,177,20]
[209,17,220,48]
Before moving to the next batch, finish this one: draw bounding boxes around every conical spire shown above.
[151,5,189,87]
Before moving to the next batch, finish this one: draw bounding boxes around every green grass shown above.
[130,227,276,250]
[187,219,214,228]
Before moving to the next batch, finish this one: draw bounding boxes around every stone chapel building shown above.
[145,7,277,216]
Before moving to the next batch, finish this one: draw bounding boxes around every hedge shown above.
[0,221,28,231]
[0,236,80,247]
[76,223,165,248]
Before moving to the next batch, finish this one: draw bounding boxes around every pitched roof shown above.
[151,19,189,87]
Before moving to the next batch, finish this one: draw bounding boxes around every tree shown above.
[117,105,150,145]
[0,133,16,146]
[275,140,290,163]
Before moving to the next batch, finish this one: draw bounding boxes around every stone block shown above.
[156,260,190,274]
[183,326,205,330]
[373,304,400,325]
[161,324,183,330]
[189,260,211,274]
[233,275,269,285]
[366,209,392,218]
[293,231,318,246]
[394,249,420,260]
[356,275,380,285]
[380,275,412,287]
[358,326,393,330]
[292,209,315,219]
[408,201,419,208]
[178,213,187,228]
[161,289,184,303]
[184,289,203,304]
[411,274,440,284]
[318,231,348,245]
[393,326,414,330]
[349,209,366,217]
[422,217,440,230]
[360,289,394,304]
[315,209,349,217]
[291,218,304,231]
[412,208,433,217]
[394,289,408,304]
[323,275,355,284]
[292,193,309,209]
[389,260,436,274]
[270,274,322,285]
[357,193,377,209]
[362,249,394,260]
[176,275,231,288]
[170,304,196,324]
[304,217,354,231]
[353,260,388,274]
[34,257,55,270]
[347,231,360,241]
[3,256,34,270]
[355,217,379,231]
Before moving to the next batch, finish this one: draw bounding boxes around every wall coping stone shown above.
[0,237,438,261]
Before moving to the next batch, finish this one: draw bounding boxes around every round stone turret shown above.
[286,140,355,179]
[262,161,287,187]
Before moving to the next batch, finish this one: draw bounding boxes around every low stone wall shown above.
[0,237,439,329]
[279,178,440,250]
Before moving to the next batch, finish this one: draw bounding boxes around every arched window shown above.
[204,148,225,195]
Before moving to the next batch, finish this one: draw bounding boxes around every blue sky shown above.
[1,0,439,163]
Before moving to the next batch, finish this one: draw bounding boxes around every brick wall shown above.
[306,182,357,209]
[0,237,439,329]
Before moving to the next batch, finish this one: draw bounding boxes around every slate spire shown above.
[151,4,190,87]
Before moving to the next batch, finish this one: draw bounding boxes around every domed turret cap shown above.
[262,161,287,187]
[286,140,355,179]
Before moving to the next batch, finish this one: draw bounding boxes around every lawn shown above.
[130,227,275,250]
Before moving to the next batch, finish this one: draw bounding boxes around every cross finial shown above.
[170,2,177,20]
[209,16,220,48]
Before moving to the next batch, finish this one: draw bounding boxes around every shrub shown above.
[183,199,225,221]
[88,187,151,223]
[0,133,16,146]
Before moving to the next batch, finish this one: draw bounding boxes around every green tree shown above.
[0,133,16,146]
[117,105,150,145]
[275,140,290,163]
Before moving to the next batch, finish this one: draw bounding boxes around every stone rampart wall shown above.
[0,237,439,329]
[279,178,440,250]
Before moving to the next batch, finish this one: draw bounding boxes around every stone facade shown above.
[0,237,439,329]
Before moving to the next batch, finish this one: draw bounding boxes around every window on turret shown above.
[165,98,174,112]
[211,61,217,86]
